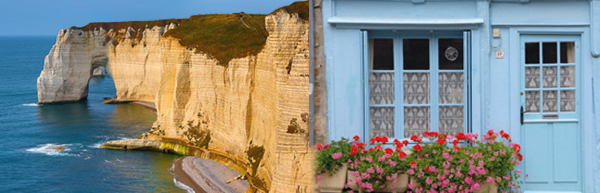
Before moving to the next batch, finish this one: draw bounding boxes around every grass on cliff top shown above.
[165,1,308,66]
[164,13,268,66]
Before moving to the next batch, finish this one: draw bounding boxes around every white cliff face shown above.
[37,29,109,103]
[37,10,312,192]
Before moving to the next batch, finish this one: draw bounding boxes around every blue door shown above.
[519,35,582,192]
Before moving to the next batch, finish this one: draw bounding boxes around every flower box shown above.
[318,163,348,192]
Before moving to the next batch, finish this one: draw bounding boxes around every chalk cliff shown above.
[37,2,312,192]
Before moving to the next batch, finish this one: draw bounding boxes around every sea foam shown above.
[22,103,40,106]
[26,143,79,156]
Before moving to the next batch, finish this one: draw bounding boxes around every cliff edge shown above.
[37,1,312,192]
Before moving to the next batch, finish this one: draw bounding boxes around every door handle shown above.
[520,106,524,125]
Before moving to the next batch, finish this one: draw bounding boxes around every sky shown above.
[0,0,302,36]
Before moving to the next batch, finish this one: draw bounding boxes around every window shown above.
[524,41,576,114]
[366,31,470,140]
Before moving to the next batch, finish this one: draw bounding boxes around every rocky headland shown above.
[37,1,312,192]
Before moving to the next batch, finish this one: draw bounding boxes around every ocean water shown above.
[0,36,184,192]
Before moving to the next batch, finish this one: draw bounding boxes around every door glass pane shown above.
[403,39,430,70]
[543,90,558,112]
[525,67,540,88]
[560,90,576,112]
[525,42,540,64]
[560,66,575,88]
[403,73,430,104]
[404,107,430,138]
[542,66,557,88]
[439,72,464,104]
[439,106,464,136]
[369,73,394,104]
[542,42,557,64]
[560,42,575,64]
[526,91,540,112]
[370,107,394,138]
[438,38,463,70]
[371,39,394,70]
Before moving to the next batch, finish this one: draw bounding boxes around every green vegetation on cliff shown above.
[164,13,268,66]
[70,1,308,66]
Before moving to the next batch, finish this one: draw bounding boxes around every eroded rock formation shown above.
[37,3,312,192]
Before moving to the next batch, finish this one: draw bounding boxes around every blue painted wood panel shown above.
[335,0,476,18]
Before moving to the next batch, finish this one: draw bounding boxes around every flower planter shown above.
[473,182,497,193]
[347,170,409,193]
[318,163,348,193]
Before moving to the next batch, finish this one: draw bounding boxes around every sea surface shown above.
[0,36,185,192]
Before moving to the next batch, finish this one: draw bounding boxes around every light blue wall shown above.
[322,0,600,191]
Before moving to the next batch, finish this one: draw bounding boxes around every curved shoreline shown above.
[173,157,206,193]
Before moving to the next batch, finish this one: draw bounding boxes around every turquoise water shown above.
[0,36,184,192]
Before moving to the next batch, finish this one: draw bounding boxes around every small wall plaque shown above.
[495,50,504,59]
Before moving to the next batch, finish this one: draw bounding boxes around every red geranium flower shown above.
[410,135,418,141]
[452,139,459,146]
[516,153,523,161]
[402,140,409,146]
[385,148,394,155]
[513,144,521,153]
[437,138,446,145]
[431,131,439,137]
[315,144,322,150]
[350,146,359,155]
[453,146,460,151]
[455,132,467,140]
[395,143,403,150]
[323,144,330,149]
[358,142,366,150]
[398,151,407,159]
[488,130,495,136]
[414,144,422,151]
[353,135,360,141]
[410,161,417,167]
[380,136,389,144]
[393,139,400,144]
[502,133,510,140]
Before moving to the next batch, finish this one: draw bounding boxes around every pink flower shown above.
[332,152,342,159]
[517,169,522,174]
[493,151,499,156]
[426,177,433,184]
[407,169,415,174]
[496,177,501,181]
[526,174,529,178]
[367,168,375,173]
[489,157,495,161]
[345,184,350,189]
[442,179,450,188]
[390,184,395,189]
[437,174,445,180]
[471,183,480,192]
[408,182,415,189]
[487,176,493,183]
[317,175,322,181]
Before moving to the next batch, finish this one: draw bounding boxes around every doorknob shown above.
[520,106,524,125]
